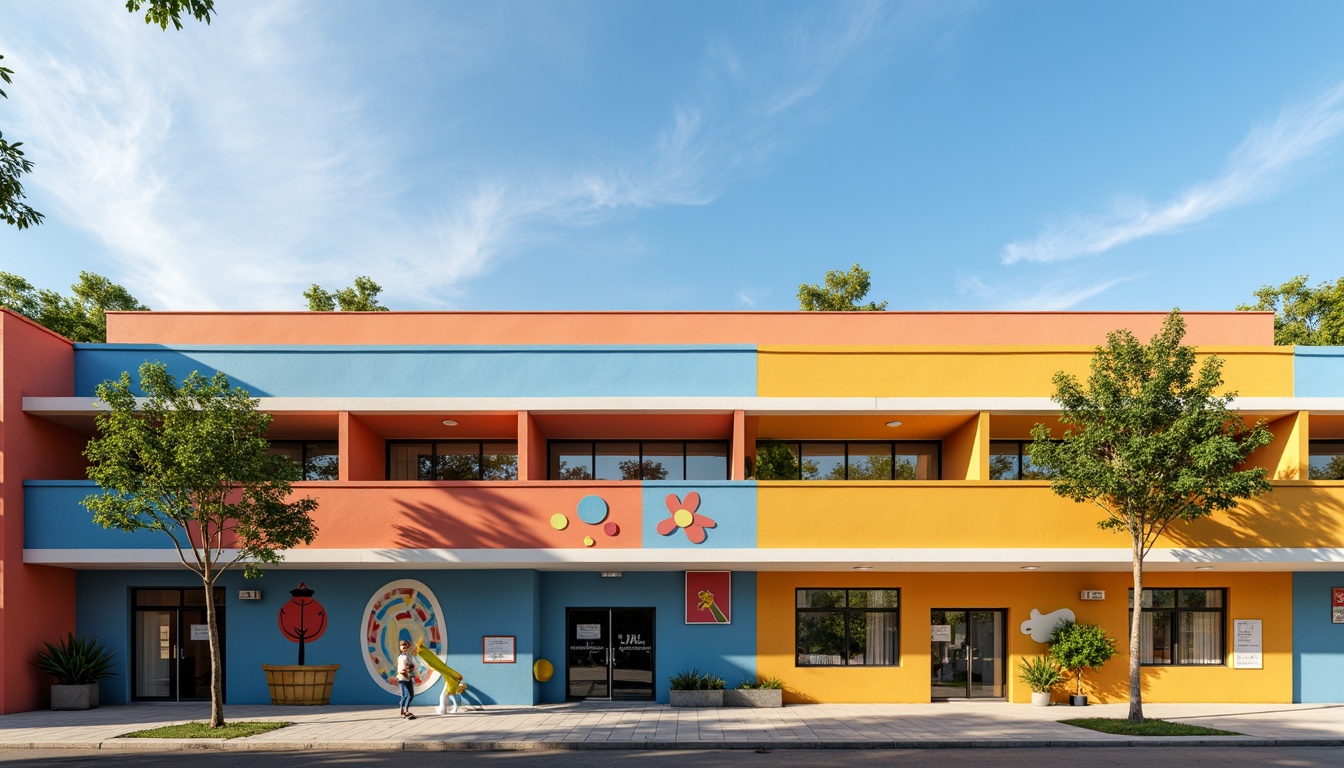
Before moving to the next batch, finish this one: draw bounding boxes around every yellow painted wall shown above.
[757,483,1344,549]
[940,413,985,481]
[757,571,1292,704]
[757,347,1294,398]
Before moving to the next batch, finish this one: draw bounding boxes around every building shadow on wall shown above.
[1162,485,1344,560]
[391,486,553,553]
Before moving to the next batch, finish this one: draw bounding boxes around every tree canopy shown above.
[2,2,215,230]
[304,276,390,311]
[0,270,149,342]
[1028,309,1272,722]
[1237,274,1344,346]
[797,263,887,311]
[83,361,318,727]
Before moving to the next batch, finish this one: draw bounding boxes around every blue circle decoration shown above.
[577,495,609,525]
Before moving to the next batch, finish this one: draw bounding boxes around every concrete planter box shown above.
[669,689,723,708]
[724,689,783,708]
[51,683,99,711]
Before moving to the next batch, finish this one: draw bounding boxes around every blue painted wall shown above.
[1292,572,1344,702]
[72,345,757,398]
[537,571,757,704]
[641,482,757,550]
[26,482,170,550]
[1294,347,1344,397]
[77,569,541,706]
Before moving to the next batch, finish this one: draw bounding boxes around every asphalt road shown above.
[1,748,1342,768]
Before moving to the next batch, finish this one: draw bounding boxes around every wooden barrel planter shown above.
[261,664,340,705]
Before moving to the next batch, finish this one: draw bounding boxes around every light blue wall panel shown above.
[72,345,757,398]
[536,571,757,704]
[77,569,541,706]
[1292,572,1344,702]
[1294,347,1344,397]
[640,482,757,550]
[26,482,170,549]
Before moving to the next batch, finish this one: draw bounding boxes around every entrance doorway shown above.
[132,588,225,702]
[930,609,1006,699]
[565,607,655,700]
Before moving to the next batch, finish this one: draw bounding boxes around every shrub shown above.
[1017,654,1066,693]
[1049,621,1117,695]
[34,633,117,685]
[670,669,726,690]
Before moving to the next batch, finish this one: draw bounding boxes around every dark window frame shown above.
[1308,440,1344,480]
[385,440,519,481]
[753,441,942,480]
[1128,588,1227,667]
[546,440,731,481]
[267,440,339,481]
[794,588,901,667]
[988,440,1059,481]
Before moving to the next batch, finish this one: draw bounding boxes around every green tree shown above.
[2,2,216,230]
[0,270,149,342]
[82,361,318,728]
[797,263,887,311]
[304,276,390,311]
[1027,309,1273,723]
[1237,274,1344,346]
[1048,621,1117,697]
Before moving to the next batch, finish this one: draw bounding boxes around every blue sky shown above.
[2,1,1343,313]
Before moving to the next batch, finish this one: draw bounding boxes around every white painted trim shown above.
[25,547,1344,571]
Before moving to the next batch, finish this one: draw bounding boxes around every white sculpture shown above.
[1020,608,1075,643]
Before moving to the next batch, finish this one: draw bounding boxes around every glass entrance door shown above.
[132,588,224,702]
[565,607,655,700]
[930,609,1005,699]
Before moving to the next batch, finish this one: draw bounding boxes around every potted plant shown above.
[1017,654,1065,706]
[1048,621,1117,706]
[34,632,117,710]
[724,676,785,708]
[668,668,725,707]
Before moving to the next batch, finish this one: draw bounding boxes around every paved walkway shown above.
[1,701,1342,751]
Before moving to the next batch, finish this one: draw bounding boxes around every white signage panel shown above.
[1233,619,1262,669]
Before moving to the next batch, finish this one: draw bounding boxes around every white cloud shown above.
[957,273,1134,311]
[1002,80,1344,266]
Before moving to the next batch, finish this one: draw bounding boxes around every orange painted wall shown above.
[758,483,1344,550]
[106,311,1274,347]
[0,311,82,713]
[340,413,385,481]
[757,571,1291,704]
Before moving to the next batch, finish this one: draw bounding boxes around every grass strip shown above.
[121,721,291,739]
[1060,717,1239,736]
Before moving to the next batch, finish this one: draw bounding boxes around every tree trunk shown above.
[1128,544,1144,723]
[205,575,226,728]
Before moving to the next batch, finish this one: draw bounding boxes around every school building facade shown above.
[2,307,1343,713]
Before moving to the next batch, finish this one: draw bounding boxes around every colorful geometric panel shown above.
[361,579,446,695]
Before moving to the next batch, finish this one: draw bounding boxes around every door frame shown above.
[564,606,656,701]
[929,608,1007,700]
[130,588,226,703]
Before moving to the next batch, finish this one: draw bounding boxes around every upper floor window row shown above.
[388,441,519,481]
[1310,440,1344,480]
[549,441,730,481]
[753,442,940,481]
[268,441,339,481]
[989,441,1058,481]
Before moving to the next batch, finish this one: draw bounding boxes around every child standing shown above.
[396,639,417,719]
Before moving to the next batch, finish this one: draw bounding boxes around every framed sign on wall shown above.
[483,635,516,663]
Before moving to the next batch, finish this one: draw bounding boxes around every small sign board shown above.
[931,625,953,642]
[1080,590,1105,601]
[576,623,601,640]
[237,590,262,600]
[1233,619,1262,669]
[1333,588,1344,624]
[190,624,210,641]
[483,635,516,664]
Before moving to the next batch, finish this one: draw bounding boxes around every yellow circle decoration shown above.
[550,513,569,530]
[583,536,595,547]
[534,658,554,682]
[674,509,694,528]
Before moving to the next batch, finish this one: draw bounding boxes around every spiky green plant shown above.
[34,633,117,685]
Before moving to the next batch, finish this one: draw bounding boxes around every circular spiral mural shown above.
[361,579,446,695]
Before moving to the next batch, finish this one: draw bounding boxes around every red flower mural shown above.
[657,492,716,544]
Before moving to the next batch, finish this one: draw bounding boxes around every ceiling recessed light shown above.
[853,566,874,571]
[441,419,459,426]
[1020,566,1039,570]
[885,420,903,427]
[1195,566,1213,571]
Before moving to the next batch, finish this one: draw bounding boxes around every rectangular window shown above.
[268,441,339,481]
[989,440,1057,480]
[756,442,940,480]
[387,441,518,481]
[1129,588,1225,666]
[1309,440,1344,480]
[795,588,899,666]
[547,441,730,480]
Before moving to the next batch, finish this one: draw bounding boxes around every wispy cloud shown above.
[957,272,1135,310]
[1002,80,1344,266]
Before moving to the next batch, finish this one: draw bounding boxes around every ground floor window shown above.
[1129,588,1226,665]
[795,588,899,666]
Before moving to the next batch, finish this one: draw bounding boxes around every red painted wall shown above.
[0,311,82,713]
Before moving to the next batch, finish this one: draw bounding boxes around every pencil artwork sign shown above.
[685,571,731,624]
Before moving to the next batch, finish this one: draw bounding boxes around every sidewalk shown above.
[2,701,1343,751]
